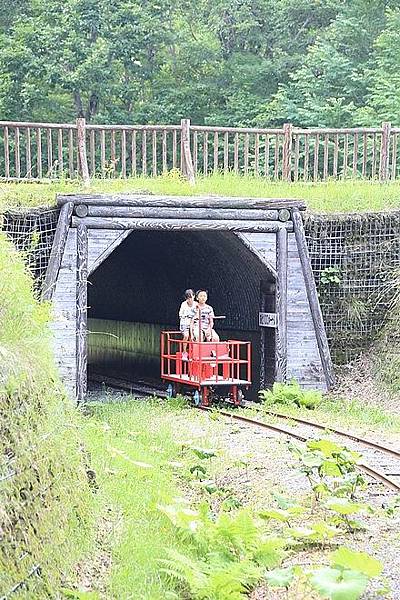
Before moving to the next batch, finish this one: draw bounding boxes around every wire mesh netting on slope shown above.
[305,212,400,362]
[1,207,59,293]
[2,206,400,364]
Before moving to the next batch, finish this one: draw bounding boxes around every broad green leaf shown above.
[320,459,342,477]
[253,537,286,569]
[265,566,294,588]
[272,493,299,510]
[331,547,383,578]
[286,522,340,542]
[308,439,343,456]
[285,526,315,538]
[259,508,291,522]
[311,567,368,600]
[301,451,324,468]
[190,464,207,476]
[325,497,366,515]
[190,446,217,459]
[158,504,199,532]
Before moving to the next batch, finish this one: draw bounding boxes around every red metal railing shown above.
[161,331,251,388]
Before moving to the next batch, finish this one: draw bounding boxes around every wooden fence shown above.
[0,118,399,183]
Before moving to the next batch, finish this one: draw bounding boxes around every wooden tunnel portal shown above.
[43,194,335,402]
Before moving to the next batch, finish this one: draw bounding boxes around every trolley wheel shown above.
[166,383,175,398]
[201,386,210,407]
[237,389,246,407]
[231,385,245,407]
[193,390,200,406]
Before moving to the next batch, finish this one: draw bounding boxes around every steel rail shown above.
[261,409,400,459]
[199,407,400,493]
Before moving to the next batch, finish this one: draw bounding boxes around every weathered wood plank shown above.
[71,216,293,232]
[47,128,53,176]
[181,119,195,185]
[291,208,335,389]
[26,127,32,177]
[235,233,277,278]
[86,206,281,220]
[88,230,132,274]
[42,202,74,300]
[4,126,10,178]
[233,133,239,174]
[121,129,127,178]
[15,127,21,178]
[76,222,88,402]
[37,127,42,178]
[57,128,63,176]
[275,227,288,381]
[131,130,137,176]
[58,193,306,210]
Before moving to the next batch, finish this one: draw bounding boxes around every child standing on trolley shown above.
[191,289,220,342]
[179,289,197,360]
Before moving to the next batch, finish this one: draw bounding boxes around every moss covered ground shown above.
[1,174,400,213]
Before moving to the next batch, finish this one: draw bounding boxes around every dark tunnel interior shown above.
[87,230,276,398]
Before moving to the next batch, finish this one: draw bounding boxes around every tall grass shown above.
[81,397,194,599]
[1,173,400,213]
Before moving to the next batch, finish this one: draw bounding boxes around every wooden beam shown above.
[71,216,293,233]
[85,205,281,221]
[42,201,74,300]
[275,227,288,382]
[292,208,335,389]
[58,193,306,210]
[76,222,88,403]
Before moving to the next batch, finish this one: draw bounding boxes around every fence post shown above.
[379,121,391,182]
[181,118,195,185]
[76,117,90,185]
[282,122,293,181]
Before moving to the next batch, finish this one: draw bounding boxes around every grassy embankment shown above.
[1,174,400,213]
[0,233,94,598]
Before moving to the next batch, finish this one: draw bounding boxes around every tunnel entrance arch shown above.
[44,194,335,402]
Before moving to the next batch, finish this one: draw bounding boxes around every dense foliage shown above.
[1,0,400,127]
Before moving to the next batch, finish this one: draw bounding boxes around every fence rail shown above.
[0,119,399,184]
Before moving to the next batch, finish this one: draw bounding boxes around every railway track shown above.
[89,374,400,494]
[199,406,400,495]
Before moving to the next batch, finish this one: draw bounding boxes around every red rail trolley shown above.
[160,330,251,407]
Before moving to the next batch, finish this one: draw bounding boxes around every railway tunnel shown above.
[87,229,276,398]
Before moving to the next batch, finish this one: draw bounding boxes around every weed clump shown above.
[259,381,322,410]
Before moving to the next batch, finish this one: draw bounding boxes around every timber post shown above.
[76,117,90,185]
[181,119,196,185]
[282,123,293,181]
[76,221,88,402]
[292,208,335,389]
[379,121,391,182]
[275,226,288,381]
[42,201,74,301]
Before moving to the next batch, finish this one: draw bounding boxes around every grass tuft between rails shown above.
[1,173,400,213]
[80,396,195,599]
